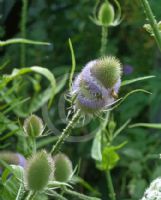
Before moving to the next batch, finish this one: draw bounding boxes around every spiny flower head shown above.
[98,1,114,26]
[90,56,122,88]
[141,177,161,200]
[24,151,54,191]
[23,114,44,137]
[91,0,121,27]
[71,56,122,114]
[53,153,73,182]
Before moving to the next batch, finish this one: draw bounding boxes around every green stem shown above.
[25,191,37,200]
[100,26,108,56]
[106,170,116,200]
[46,190,67,200]
[20,0,28,67]
[51,109,81,154]
[0,38,50,47]
[140,0,161,51]
[64,188,101,200]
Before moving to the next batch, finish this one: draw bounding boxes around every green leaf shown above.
[113,119,131,139]
[97,146,120,170]
[91,130,102,161]
[56,73,68,94]
[1,165,24,200]
[121,75,155,86]
[68,38,76,90]
[31,66,56,107]
[91,112,110,161]
[112,89,151,110]
[0,38,50,46]
[129,123,161,129]
[3,66,56,108]
[97,142,127,170]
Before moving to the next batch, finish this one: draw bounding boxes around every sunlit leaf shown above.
[121,75,155,86]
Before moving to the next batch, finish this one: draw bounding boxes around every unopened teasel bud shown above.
[25,151,53,191]
[23,114,44,137]
[98,1,114,26]
[53,153,73,182]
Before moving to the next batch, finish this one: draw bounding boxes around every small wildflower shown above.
[123,65,133,75]
[141,177,161,200]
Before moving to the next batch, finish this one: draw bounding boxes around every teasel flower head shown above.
[24,151,54,191]
[0,151,26,174]
[98,1,114,26]
[23,114,44,137]
[53,153,73,182]
[71,56,122,114]
[141,178,161,200]
[90,0,122,27]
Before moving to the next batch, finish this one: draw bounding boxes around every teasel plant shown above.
[0,0,157,200]
[48,2,155,200]
[49,1,156,200]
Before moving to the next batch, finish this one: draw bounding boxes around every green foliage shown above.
[97,142,127,171]
[0,165,24,200]
[0,0,161,199]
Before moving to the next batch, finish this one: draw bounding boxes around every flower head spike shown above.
[23,114,44,137]
[90,0,122,27]
[71,56,122,115]
[24,151,54,191]
[53,153,73,182]
[141,177,161,200]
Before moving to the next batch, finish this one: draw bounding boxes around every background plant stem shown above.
[100,26,108,56]
[106,170,116,200]
[64,188,101,200]
[20,0,28,67]
[140,0,161,51]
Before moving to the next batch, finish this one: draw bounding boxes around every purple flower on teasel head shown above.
[123,65,133,75]
[16,153,27,167]
[0,152,26,175]
[71,56,122,114]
